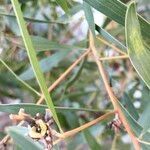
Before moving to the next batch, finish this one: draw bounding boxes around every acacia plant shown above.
[0,0,150,150]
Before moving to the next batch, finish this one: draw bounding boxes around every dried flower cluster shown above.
[10,109,61,150]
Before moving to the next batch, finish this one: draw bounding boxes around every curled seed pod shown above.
[28,119,48,139]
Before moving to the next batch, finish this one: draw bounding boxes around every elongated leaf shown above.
[102,17,112,28]
[7,126,43,150]
[61,57,86,100]
[11,0,61,131]
[19,0,32,3]
[138,102,150,136]
[121,93,139,120]
[6,36,85,52]
[83,129,101,150]
[125,2,150,89]
[31,36,85,52]
[118,100,150,149]
[0,12,68,24]
[83,0,150,41]
[0,103,101,116]
[95,25,127,52]
[56,0,69,13]
[63,112,79,129]
[0,59,40,96]
[58,4,83,22]
[83,1,95,36]
[19,50,70,81]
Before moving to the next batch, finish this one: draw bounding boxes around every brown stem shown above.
[89,31,140,150]
[53,111,115,144]
[136,138,150,146]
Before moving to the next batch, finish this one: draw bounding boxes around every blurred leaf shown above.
[19,0,32,3]
[84,0,150,41]
[0,103,101,116]
[140,87,150,111]
[0,12,68,24]
[56,0,69,13]
[125,2,150,89]
[111,134,131,150]
[118,100,150,149]
[121,93,139,120]
[7,126,43,150]
[19,50,70,81]
[63,90,99,99]
[0,59,40,95]
[138,102,150,136]
[11,0,61,131]
[119,100,142,135]
[6,35,85,52]
[67,134,86,150]
[14,145,22,150]
[58,4,83,22]
[31,36,85,52]
[62,112,79,129]
[61,57,86,99]
[83,1,95,36]
[83,129,101,150]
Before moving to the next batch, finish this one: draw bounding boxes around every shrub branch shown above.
[89,31,140,150]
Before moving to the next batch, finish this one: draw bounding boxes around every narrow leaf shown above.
[138,102,150,136]
[7,127,43,150]
[121,93,139,120]
[58,4,82,22]
[6,35,85,52]
[83,1,95,36]
[125,2,150,89]
[61,57,86,99]
[0,12,68,24]
[56,0,69,13]
[84,0,150,41]
[19,50,70,81]
[31,36,85,52]
[118,100,150,149]
[83,129,101,150]
[0,59,40,96]
[11,0,62,131]
[0,103,102,116]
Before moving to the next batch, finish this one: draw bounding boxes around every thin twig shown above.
[96,36,127,55]
[137,138,150,145]
[37,51,128,105]
[53,111,115,145]
[99,55,129,61]
[89,31,140,150]
[111,133,119,150]
[37,49,90,104]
